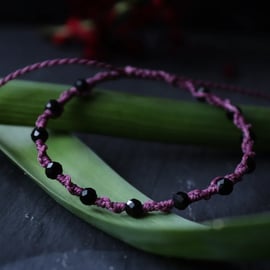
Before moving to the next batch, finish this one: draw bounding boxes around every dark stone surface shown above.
[0,26,270,269]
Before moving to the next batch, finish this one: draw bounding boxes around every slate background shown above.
[0,23,270,269]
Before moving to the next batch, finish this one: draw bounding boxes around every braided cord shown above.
[0,59,257,215]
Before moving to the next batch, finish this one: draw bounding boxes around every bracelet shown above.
[0,58,256,218]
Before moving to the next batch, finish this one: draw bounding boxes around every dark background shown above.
[1,1,270,33]
[0,1,270,269]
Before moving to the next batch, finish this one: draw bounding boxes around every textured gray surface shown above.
[0,26,270,269]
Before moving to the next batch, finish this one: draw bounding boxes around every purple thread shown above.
[0,58,117,87]
[35,140,51,167]
[95,197,126,213]
[0,58,257,215]
[56,174,83,195]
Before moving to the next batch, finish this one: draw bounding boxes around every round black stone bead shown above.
[74,78,88,92]
[217,178,234,195]
[31,127,48,143]
[125,199,144,218]
[45,162,63,179]
[246,156,256,174]
[226,106,242,121]
[80,188,97,205]
[196,86,210,102]
[172,191,190,210]
[45,99,63,118]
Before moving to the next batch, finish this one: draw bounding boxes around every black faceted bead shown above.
[196,86,210,102]
[172,191,190,210]
[226,106,242,121]
[45,99,63,118]
[45,162,63,179]
[31,127,48,142]
[125,199,144,218]
[80,188,97,205]
[217,178,234,195]
[74,78,88,92]
[246,157,256,174]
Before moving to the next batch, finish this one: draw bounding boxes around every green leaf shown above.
[0,125,270,260]
[0,80,270,152]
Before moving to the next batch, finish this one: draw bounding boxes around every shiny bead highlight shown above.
[196,86,210,102]
[45,99,63,118]
[31,127,48,143]
[74,78,88,92]
[80,188,97,205]
[217,178,234,195]
[125,198,144,218]
[45,162,63,179]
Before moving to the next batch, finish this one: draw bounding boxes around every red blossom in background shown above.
[50,0,185,58]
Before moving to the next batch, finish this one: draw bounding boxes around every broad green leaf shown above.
[0,125,269,260]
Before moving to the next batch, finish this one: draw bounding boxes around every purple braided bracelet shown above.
[0,58,256,218]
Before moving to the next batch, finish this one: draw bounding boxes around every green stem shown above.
[0,80,269,151]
